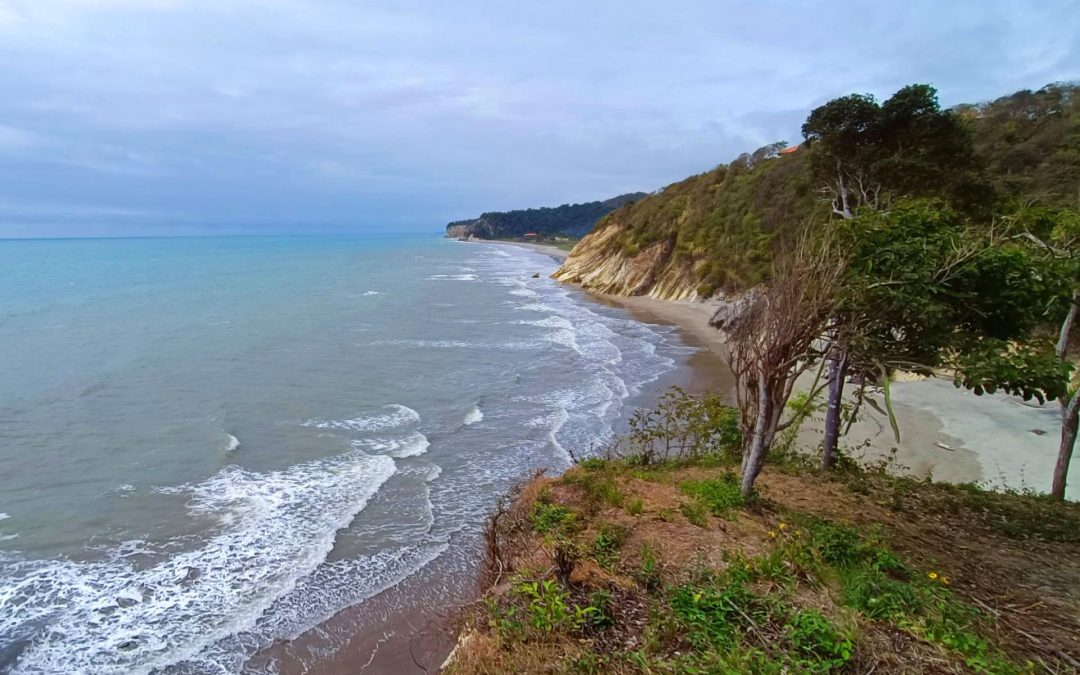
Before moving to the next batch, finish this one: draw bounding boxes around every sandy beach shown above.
[462,238,571,263]
[610,295,1075,500]
[486,240,1076,501]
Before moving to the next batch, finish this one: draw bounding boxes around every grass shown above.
[450,451,1079,674]
[680,473,744,515]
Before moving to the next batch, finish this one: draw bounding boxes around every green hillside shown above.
[445,193,647,240]
[569,83,1080,298]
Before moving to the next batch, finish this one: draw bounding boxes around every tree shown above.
[821,201,1075,493]
[803,85,983,466]
[992,206,1080,499]
[718,239,843,497]
[802,84,976,220]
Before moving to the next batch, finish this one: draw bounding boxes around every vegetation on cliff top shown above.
[445,193,647,240]
[447,391,1080,674]
[563,82,1080,298]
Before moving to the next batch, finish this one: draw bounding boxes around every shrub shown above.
[681,474,744,515]
[681,500,709,527]
[625,387,741,464]
[592,522,630,569]
[784,609,854,671]
[531,500,578,535]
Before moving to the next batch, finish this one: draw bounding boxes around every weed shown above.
[627,497,644,516]
[680,500,709,527]
[784,609,854,672]
[680,474,744,515]
[515,579,593,634]
[560,468,624,510]
[531,500,578,535]
[592,522,629,569]
[637,542,662,591]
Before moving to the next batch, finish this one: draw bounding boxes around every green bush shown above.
[592,522,630,569]
[531,500,579,534]
[680,500,709,527]
[784,609,854,671]
[681,473,743,515]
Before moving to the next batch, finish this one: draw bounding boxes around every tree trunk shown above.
[1053,393,1079,500]
[1052,288,1080,499]
[741,377,771,498]
[821,351,848,470]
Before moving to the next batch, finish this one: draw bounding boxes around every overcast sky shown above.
[0,0,1077,237]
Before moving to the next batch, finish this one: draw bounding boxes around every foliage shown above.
[459,455,1069,675]
[530,498,579,535]
[591,522,629,569]
[515,579,596,634]
[445,192,647,239]
[625,386,740,464]
[679,499,709,528]
[680,474,744,515]
[565,83,1080,299]
[961,82,1080,208]
[559,465,624,511]
[828,199,1073,409]
[802,84,978,218]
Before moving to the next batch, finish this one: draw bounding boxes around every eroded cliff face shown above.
[551,222,700,300]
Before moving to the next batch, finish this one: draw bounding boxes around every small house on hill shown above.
[522,232,538,240]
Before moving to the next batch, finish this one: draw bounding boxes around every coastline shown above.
[483,239,1074,500]
[318,238,1074,674]
[452,237,570,262]
[285,240,732,675]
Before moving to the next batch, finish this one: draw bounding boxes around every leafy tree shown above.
[819,201,1075,496]
[992,206,1080,499]
[802,84,977,220]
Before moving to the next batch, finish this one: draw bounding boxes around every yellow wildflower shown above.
[928,571,938,580]
[778,522,787,530]
[768,531,777,538]
[942,576,951,585]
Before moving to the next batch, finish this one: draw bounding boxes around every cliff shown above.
[553,82,1080,302]
[445,454,1080,673]
[444,193,647,241]
[554,146,813,300]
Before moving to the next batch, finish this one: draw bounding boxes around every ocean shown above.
[0,235,695,674]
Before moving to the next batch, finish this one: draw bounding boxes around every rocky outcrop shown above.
[551,222,699,300]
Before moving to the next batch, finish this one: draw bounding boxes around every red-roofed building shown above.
[523,232,538,239]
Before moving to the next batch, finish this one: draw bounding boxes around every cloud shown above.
[0,0,1077,236]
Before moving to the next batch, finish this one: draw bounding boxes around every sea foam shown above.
[463,404,483,426]
[0,450,396,675]
[301,404,420,432]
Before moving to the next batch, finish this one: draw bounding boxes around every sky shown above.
[0,1,1077,237]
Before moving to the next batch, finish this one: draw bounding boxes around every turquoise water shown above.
[0,235,692,674]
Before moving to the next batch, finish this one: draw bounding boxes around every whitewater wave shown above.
[0,450,396,675]
[362,290,382,296]
[463,404,483,426]
[359,431,431,458]
[301,404,420,432]
[224,434,240,454]
[426,274,478,281]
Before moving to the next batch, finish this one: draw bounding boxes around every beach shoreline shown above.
[485,238,1074,501]
[316,238,1074,674]
[452,237,571,263]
